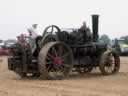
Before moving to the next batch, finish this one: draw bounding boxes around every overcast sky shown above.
[0,0,128,40]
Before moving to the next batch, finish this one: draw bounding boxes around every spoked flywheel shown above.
[99,51,120,75]
[41,25,60,46]
[38,42,73,80]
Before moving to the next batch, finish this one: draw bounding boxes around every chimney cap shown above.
[92,14,99,17]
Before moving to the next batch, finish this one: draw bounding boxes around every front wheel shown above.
[99,51,120,75]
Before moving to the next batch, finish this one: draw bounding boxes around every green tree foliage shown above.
[99,34,111,45]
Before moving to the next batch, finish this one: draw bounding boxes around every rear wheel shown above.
[99,51,120,75]
[38,42,73,80]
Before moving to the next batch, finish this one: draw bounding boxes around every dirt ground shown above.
[0,56,128,96]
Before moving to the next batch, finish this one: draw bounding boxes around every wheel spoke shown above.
[106,66,112,73]
[58,66,64,72]
[47,53,55,60]
[53,67,59,76]
[46,55,52,60]
[109,67,112,72]
[51,26,54,33]
[105,66,110,73]
[51,47,58,57]
[112,58,116,70]
[47,65,51,71]
[109,55,114,72]
[62,52,69,59]
[58,46,63,57]
[111,64,114,71]
[45,61,53,64]
[49,65,55,72]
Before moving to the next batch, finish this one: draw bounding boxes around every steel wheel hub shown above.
[55,57,62,65]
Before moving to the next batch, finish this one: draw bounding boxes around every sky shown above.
[0,0,128,40]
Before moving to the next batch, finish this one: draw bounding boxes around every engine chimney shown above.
[92,15,99,42]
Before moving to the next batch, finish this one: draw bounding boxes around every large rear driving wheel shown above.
[38,42,73,80]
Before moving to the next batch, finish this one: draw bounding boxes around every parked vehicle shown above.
[112,39,128,55]
[4,40,17,49]
[0,45,9,56]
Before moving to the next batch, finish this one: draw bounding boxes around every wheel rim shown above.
[42,36,57,45]
[43,25,61,37]
[104,53,115,73]
[100,52,120,75]
[46,43,72,78]
[39,42,73,79]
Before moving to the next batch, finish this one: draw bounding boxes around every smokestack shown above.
[92,15,99,42]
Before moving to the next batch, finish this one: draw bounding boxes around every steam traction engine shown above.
[8,15,120,79]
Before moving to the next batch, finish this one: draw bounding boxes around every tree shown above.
[99,34,111,45]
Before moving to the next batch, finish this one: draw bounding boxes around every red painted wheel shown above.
[99,51,120,75]
[38,42,73,80]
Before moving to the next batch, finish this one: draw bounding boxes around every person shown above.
[27,24,38,53]
[17,34,26,45]
[79,21,92,42]
[81,21,87,30]
[27,24,38,39]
